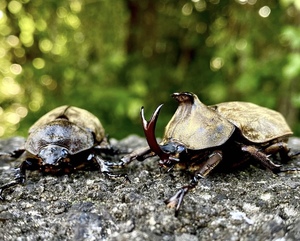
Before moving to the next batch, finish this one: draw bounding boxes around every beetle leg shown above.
[0,149,25,160]
[265,142,300,164]
[264,142,290,162]
[165,150,223,216]
[241,145,281,173]
[0,152,12,157]
[98,146,155,172]
[0,159,28,200]
[94,155,130,182]
[121,146,154,165]
[95,142,129,156]
[0,181,19,200]
[195,150,223,178]
[103,172,130,183]
[165,186,190,217]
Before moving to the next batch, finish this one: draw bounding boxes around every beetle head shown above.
[141,105,186,166]
[171,92,194,104]
[38,145,69,165]
[159,141,186,166]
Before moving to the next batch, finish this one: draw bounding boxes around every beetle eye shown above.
[61,148,68,158]
[161,143,186,154]
[176,145,186,153]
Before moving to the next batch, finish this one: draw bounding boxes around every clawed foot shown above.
[289,150,300,159]
[0,180,21,201]
[104,171,131,183]
[103,160,126,169]
[164,186,189,217]
[0,189,5,201]
[279,166,300,174]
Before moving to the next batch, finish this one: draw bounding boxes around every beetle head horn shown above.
[141,105,170,162]
[171,92,195,104]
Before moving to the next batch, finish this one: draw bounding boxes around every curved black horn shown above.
[140,105,170,162]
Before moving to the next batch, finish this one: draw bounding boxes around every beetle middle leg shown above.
[165,150,223,216]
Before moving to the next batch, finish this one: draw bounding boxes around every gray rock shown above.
[0,135,299,241]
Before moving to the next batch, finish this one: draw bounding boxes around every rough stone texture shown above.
[0,135,299,241]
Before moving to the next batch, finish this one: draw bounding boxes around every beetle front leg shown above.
[122,146,154,164]
[94,155,130,182]
[100,146,154,170]
[0,160,28,200]
[165,150,223,216]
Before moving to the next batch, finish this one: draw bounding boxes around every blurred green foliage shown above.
[0,0,300,139]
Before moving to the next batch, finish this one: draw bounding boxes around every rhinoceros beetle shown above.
[0,105,126,199]
[121,92,298,216]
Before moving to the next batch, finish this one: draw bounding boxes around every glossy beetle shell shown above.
[25,105,105,155]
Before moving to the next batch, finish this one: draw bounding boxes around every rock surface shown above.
[0,135,299,241]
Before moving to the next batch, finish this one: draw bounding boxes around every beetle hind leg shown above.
[241,145,282,173]
[241,144,300,174]
[264,142,291,162]
[165,150,223,216]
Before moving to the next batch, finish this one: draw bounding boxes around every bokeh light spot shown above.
[16,106,28,118]
[210,57,224,71]
[10,64,22,75]
[6,112,20,124]
[259,6,271,18]
[33,58,45,69]
[7,35,20,47]
[8,1,22,14]
[1,77,21,95]
[182,3,193,16]
[39,39,53,52]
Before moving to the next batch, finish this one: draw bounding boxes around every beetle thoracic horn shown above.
[140,105,170,162]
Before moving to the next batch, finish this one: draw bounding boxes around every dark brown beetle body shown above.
[121,92,297,216]
[0,106,124,199]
